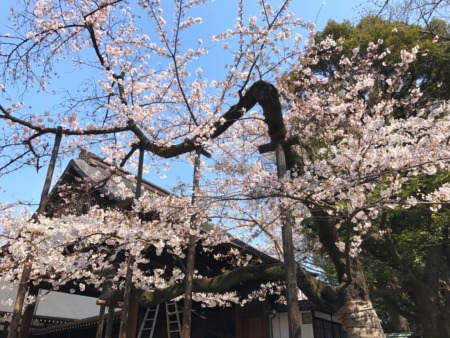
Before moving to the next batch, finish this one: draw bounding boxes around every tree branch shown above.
[131,80,287,158]
[99,262,338,311]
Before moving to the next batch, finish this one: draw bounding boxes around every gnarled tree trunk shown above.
[413,280,450,338]
[335,300,384,338]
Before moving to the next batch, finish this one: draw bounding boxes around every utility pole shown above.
[259,137,302,338]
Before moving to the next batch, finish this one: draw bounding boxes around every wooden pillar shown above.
[3,322,9,337]
[119,144,143,338]
[7,263,32,338]
[126,291,139,338]
[18,285,39,338]
[105,305,115,338]
[259,138,302,338]
[118,255,134,338]
[8,129,63,338]
[276,142,302,338]
[95,304,106,338]
[182,146,204,338]
[235,305,242,338]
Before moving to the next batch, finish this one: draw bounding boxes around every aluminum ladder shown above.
[165,300,182,338]
[137,304,160,338]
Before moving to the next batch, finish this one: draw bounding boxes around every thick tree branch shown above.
[131,80,287,158]
[311,210,346,282]
[99,262,338,311]
[2,80,287,164]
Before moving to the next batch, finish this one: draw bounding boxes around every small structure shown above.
[1,152,345,338]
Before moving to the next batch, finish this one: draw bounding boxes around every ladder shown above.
[137,304,160,338]
[165,300,182,338]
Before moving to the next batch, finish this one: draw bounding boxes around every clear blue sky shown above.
[0,0,366,208]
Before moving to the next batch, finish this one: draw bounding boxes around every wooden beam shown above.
[258,137,300,154]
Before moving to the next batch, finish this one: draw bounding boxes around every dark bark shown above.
[311,210,347,283]
[105,304,114,338]
[412,244,450,338]
[7,262,33,338]
[129,80,287,159]
[333,257,383,337]
[118,255,134,338]
[310,210,383,335]
[370,286,414,332]
[414,285,450,338]
[365,232,450,337]
[2,80,297,173]
[313,211,371,302]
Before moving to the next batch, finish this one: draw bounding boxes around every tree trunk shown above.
[393,314,411,333]
[386,305,411,332]
[335,300,384,338]
[409,244,450,337]
[334,255,384,338]
[414,287,450,338]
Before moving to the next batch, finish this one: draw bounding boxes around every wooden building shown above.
[1,152,345,338]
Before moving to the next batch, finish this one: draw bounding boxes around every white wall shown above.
[271,312,289,338]
[271,311,314,338]
[0,285,99,320]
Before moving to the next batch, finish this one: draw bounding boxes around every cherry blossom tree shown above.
[367,0,449,37]
[308,17,450,336]
[0,1,449,338]
[275,38,450,337]
[0,1,308,338]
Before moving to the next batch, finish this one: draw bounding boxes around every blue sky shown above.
[0,0,366,208]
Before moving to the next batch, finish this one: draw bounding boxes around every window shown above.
[314,318,347,338]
